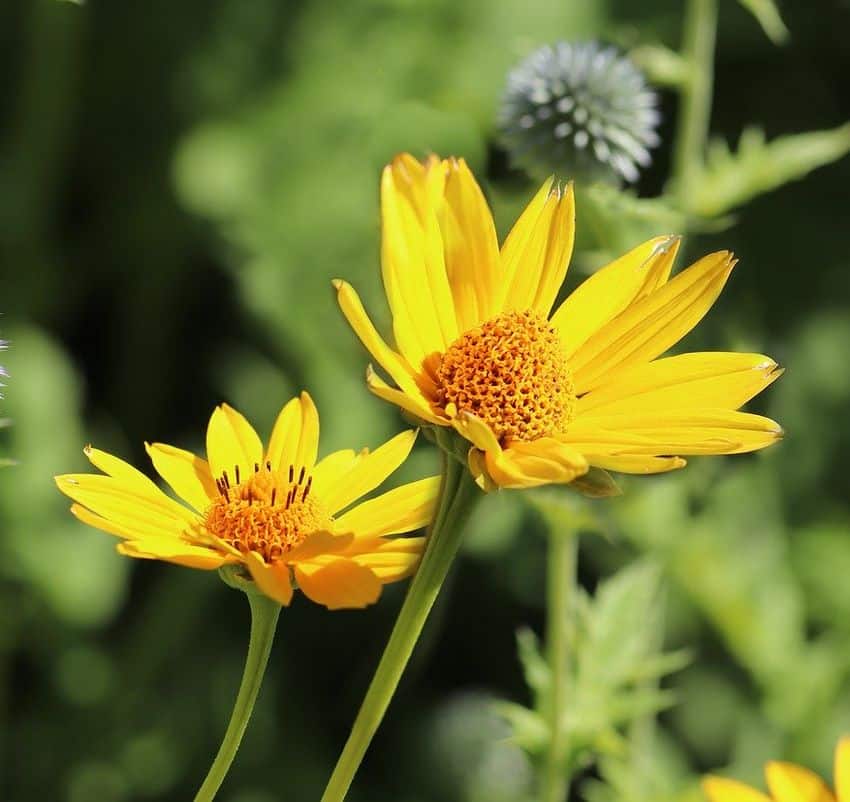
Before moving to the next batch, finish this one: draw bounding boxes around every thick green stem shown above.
[320,446,480,802]
[194,592,280,802]
[542,530,577,802]
[672,0,718,210]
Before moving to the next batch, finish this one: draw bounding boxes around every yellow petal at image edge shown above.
[765,761,836,802]
[702,776,773,802]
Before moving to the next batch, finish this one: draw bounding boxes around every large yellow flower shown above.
[703,738,850,802]
[335,153,783,490]
[55,393,437,609]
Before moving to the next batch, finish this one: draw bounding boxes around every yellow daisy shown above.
[335,153,783,490]
[703,737,850,802]
[55,392,437,609]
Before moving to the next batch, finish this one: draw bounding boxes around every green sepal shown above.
[571,467,622,499]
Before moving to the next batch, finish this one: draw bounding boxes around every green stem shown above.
[194,591,281,802]
[320,444,480,802]
[672,0,718,211]
[542,529,577,802]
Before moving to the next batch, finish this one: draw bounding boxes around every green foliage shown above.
[691,124,850,218]
[500,561,690,779]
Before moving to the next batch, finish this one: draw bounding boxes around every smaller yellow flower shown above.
[55,393,437,609]
[704,737,850,802]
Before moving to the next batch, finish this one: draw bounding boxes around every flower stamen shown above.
[206,461,332,560]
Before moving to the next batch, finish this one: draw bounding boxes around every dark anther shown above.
[271,488,277,505]
[288,465,294,483]
[302,476,312,501]
[234,465,241,485]
[254,462,260,473]
[266,460,272,472]
[222,470,231,489]
[298,466,306,485]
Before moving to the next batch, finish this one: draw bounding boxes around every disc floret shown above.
[436,310,577,444]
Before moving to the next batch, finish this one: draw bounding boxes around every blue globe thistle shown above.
[499,41,661,184]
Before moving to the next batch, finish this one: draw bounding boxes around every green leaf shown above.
[692,123,850,217]
[515,627,550,698]
[736,0,789,45]
[493,701,549,753]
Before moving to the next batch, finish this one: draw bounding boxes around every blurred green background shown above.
[2,0,850,800]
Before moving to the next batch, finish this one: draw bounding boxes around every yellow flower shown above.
[335,153,783,490]
[55,393,437,609]
[703,737,850,802]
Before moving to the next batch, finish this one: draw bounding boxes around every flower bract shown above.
[336,154,783,490]
[56,393,437,609]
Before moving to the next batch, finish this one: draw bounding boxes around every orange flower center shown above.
[204,462,332,561]
[436,310,576,444]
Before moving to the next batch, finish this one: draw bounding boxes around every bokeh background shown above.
[2,0,850,800]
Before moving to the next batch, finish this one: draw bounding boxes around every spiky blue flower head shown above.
[499,41,661,184]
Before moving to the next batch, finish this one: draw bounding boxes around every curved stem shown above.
[672,0,718,210]
[320,448,480,802]
[194,592,281,802]
[542,530,577,802]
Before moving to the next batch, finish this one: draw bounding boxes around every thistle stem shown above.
[672,0,718,210]
[320,440,480,802]
[194,591,280,802]
[542,529,577,802]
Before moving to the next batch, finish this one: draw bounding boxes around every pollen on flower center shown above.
[436,310,576,444]
[204,462,332,561]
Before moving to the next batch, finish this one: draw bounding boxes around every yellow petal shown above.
[551,235,680,357]
[350,549,422,581]
[83,445,164,495]
[244,552,294,606]
[565,409,783,456]
[450,410,501,453]
[311,448,359,499]
[56,474,197,541]
[570,250,736,393]
[117,537,228,570]
[834,737,850,802]
[294,559,382,609]
[577,352,783,415]
[334,476,440,538]
[265,391,320,473]
[145,442,217,512]
[440,158,501,330]
[205,404,264,482]
[266,396,302,472]
[366,365,446,425]
[499,177,554,311]
[334,279,438,401]
[285,530,354,562]
[484,438,588,489]
[702,776,773,802]
[766,761,836,802]
[70,502,136,539]
[381,157,453,363]
[503,183,575,316]
[586,454,687,475]
[320,429,419,514]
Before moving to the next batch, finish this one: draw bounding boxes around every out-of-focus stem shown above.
[672,0,718,211]
[542,529,577,802]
